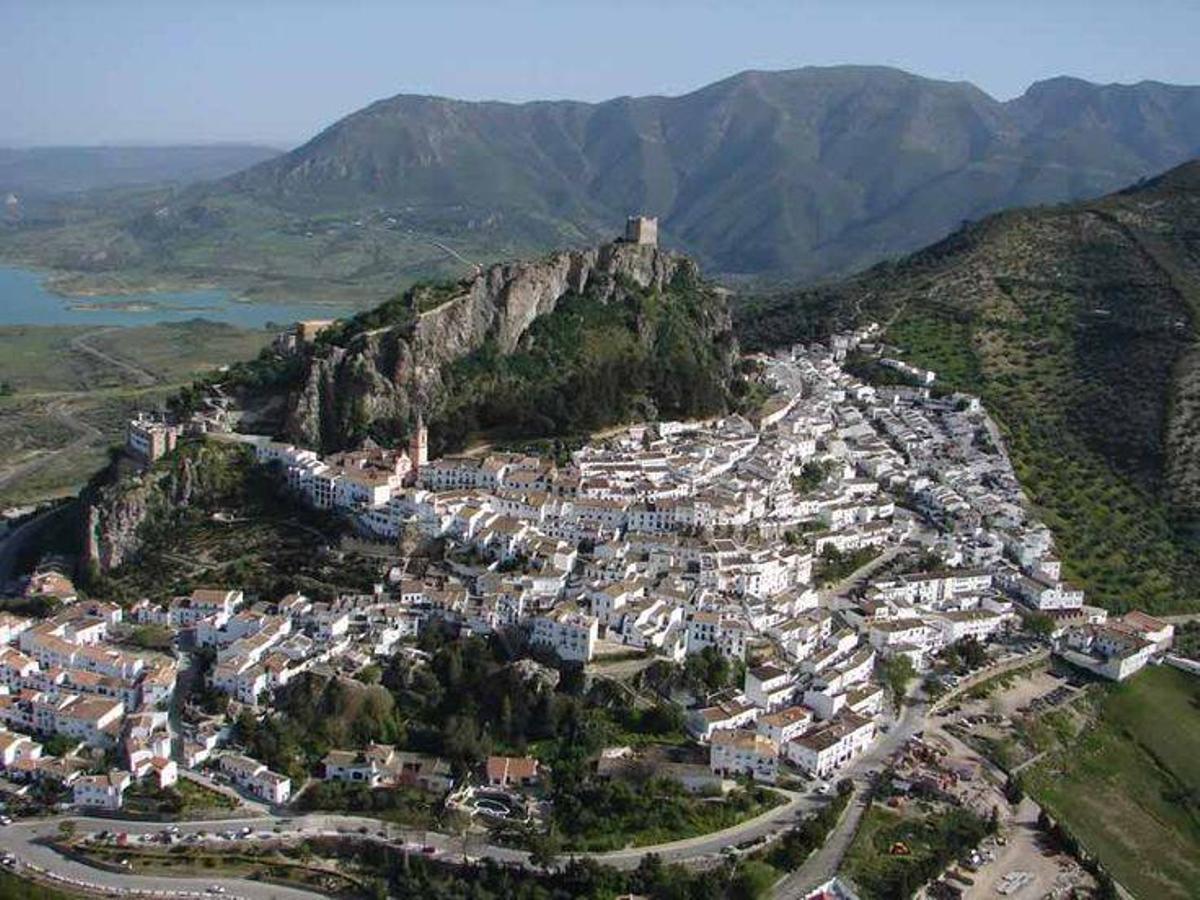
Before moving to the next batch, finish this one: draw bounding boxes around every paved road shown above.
[168,651,195,762]
[0,784,813,898]
[592,787,809,868]
[775,787,869,900]
[0,398,103,496]
[771,693,928,899]
[0,638,932,899]
[0,327,156,507]
[0,817,323,900]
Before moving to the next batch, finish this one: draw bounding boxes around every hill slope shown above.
[5,67,1200,301]
[0,144,280,197]
[170,240,740,457]
[279,240,740,454]
[739,160,1200,612]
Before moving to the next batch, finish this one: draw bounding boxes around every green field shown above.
[0,321,270,507]
[1022,665,1200,899]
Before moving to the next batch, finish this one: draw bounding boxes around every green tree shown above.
[1003,776,1024,806]
[729,860,777,899]
[528,827,563,871]
[1023,612,1055,640]
[355,664,382,685]
[956,637,988,670]
[882,655,917,706]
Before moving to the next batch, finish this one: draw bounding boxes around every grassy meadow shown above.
[1022,665,1200,899]
[0,320,271,507]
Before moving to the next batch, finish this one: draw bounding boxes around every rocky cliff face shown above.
[82,442,248,575]
[285,241,688,450]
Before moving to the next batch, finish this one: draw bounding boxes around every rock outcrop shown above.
[285,241,688,450]
[82,441,250,574]
[84,479,159,572]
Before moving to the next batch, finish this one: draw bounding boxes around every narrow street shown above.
[774,787,870,899]
[167,649,195,763]
[771,694,929,898]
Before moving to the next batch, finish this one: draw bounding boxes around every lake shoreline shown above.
[0,249,368,308]
[0,264,359,329]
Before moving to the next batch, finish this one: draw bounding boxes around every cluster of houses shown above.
[239,338,913,670]
[83,322,1179,819]
[152,327,1163,789]
[1057,609,1175,681]
[0,594,185,811]
[0,579,305,812]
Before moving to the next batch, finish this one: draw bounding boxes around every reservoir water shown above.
[0,266,349,329]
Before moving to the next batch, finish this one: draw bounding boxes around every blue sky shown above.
[4,0,1200,147]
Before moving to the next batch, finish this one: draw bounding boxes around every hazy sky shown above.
[5,0,1200,147]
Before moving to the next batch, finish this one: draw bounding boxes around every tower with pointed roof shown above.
[409,411,429,473]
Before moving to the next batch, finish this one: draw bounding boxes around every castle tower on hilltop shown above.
[624,215,658,247]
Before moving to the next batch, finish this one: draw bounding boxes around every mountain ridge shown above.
[4,65,1200,301]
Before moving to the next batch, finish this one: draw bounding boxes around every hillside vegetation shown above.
[259,243,742,455]
[81,439,378,600]
[5,68,1200,301]
[434,267,741,450]
[739,161,1200,613]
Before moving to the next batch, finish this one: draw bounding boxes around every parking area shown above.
[964,799,1095,899]
[82,824,284,849]
[939,665,1076,724]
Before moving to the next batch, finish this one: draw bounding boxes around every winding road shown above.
[0,399,103,496]
[0,788,811,899]
[0,327,158,500]
[0,816,322,899]
[0,688,932,900]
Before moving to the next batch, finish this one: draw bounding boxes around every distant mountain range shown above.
[0,144,280,196]
[2,66,1200,299]
[738,159,1200,614]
